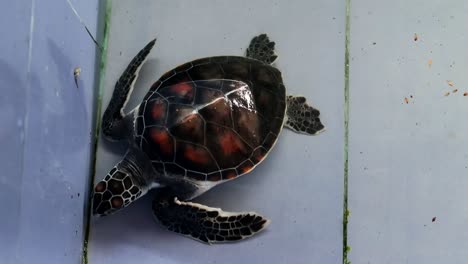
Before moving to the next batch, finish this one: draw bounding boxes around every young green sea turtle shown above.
[93,34,324,244]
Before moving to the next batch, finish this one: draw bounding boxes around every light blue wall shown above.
[0,1,99,263]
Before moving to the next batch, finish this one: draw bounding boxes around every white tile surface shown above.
[348,1,468,263]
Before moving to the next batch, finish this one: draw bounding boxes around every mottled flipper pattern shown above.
[102,39,156,140]
[285,95,324,135]
[246,34,278,64]
[153,195,270,244]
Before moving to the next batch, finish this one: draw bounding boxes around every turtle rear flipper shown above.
[102,39,156,140]
[153,195,270,244]
[246,34,278,64]
[285,95,325,135]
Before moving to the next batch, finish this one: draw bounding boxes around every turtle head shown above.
[92,167,147,216]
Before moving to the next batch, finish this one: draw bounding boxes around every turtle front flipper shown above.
[246,34,278,64]
[92,148,153,216]
[152,192,270,244]
[285,95,325,135]
[102,39,156,140]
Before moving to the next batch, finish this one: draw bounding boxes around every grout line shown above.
[343,0,351,263]
[81,1,112,263]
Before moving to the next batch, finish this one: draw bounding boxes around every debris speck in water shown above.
[428,59,432,67]
[452,89,458,93]
[414,33,419,41]
[73,67,81,89]
[404,97,409,104]
[372,42,376,45]
[444,92,450,97]
[447,80,454,87]
[410,95,413,98]
[432,217,436,222]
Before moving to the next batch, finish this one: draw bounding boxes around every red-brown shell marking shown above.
[219,130,245,156]
[171,82,193,97]
[136,56,286,182]
[184,145,211,164]
[149,128,174,159]
[151,99,166,120]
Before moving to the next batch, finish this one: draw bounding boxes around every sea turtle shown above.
[92,34,325,244]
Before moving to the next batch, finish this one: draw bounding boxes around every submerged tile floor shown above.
[5,0,468,263]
